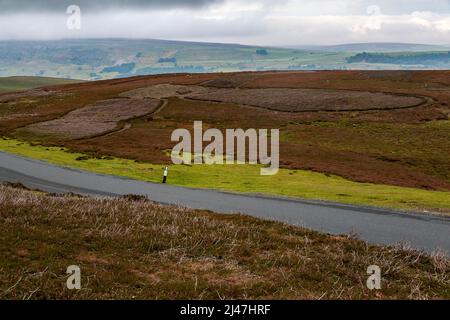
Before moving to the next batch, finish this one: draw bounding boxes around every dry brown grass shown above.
[0,89,56,104]
[2,71,450,191]
[64,96,450,191]
[0,184,448,300]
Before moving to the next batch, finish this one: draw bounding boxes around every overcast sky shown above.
[0,0,449,45]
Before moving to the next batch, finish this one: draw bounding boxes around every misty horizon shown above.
[0,37,449,49]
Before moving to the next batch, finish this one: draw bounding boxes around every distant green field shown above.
[1,40,449,80]
[0,76,82,93]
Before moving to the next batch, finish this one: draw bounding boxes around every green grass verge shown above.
[1,137,450,214]
[0,76,82,93]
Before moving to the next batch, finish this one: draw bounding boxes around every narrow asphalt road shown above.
[0,151,449,254]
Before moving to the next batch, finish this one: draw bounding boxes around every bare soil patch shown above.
[122,84,425,112]
[120,84,211,100]
[189,87,425,112]
[23,98,160,139]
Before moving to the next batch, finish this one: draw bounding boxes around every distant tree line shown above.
[135,65,205,75]
[346,51,450,65]
[101,62,136,74]
[256,49,268,55]
[158,57,177,63]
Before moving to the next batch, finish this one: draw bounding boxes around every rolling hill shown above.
[301,42,450,52]
[0,39,349,80]
[3,39,450,81]
[0,76,82,93]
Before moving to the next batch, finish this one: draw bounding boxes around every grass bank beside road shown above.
[0,184,448,299]
[1,137,450,214]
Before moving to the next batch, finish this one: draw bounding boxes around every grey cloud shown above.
[356,0,450,14]
[0,0,223,12]
[0,0,449,44]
